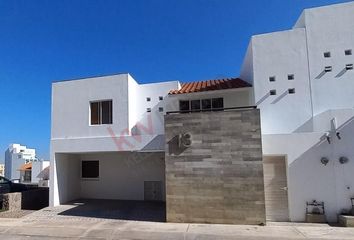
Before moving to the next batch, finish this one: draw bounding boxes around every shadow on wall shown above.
[288,116,354,222]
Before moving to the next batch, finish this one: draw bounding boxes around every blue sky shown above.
[0,0,349,162]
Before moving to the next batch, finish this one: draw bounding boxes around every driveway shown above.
[0,201,354,239]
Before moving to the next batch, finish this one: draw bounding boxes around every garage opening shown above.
[54,152,166,221]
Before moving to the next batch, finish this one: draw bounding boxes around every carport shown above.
[52,151,166,221]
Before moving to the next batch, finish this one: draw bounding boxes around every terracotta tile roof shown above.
[18,163,32,171]
[169,77,251,95]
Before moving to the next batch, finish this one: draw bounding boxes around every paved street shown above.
[0,213,354,240]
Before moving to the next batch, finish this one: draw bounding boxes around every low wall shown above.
[2,188,49,211]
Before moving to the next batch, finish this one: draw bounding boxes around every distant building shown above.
[5,144,37,180]
[18,161,50,183]
[0,164,4,176]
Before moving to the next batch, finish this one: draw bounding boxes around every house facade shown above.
[50,2,354,224]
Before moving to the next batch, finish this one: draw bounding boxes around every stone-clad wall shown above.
[164,109,265,225]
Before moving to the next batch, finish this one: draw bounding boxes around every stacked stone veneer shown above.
[164,109,265,225]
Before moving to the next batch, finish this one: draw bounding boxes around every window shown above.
[325,66,332,72]
[269,76,276,82]
[191,100,201,111]
[212,98,224,109]
[147,108,151,113]
[159,96,163,101]
[158,107,164,112]
[82,161,99,178]
[179,98,223,112]
[179,100,190,112]
[288,74,294,80]
[90,100,112,125]
[146,97,151,102]
[270,90,276,95]
[288,88,295,94]
[346,64,353,70]
[18,154,22,159]
[201,99,211,110]
[324,52,331,58]
[345,49,352,56]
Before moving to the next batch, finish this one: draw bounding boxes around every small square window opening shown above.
[288,74,294,80]
[159,96,163,101]
[158,107,164,112]
[288,88,295,94]
[324,52,331,58]
[269,76,276,82]
[270,90,276,95]
[346,64,353,70]
[146,97,151,102]
[325,66,332,72]
[147,108,151,112]
[345,49,352,56]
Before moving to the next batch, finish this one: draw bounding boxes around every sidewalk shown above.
[0,217,354,240]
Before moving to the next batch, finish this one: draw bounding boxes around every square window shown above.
[90,100,112,125]
[82,161,99,178]
[146,97,151,102]
[288,88,295,94]
[269,76,276,82]
[288,74,294,80]
[147,108,151,113]
[270,90,276,95]
[212,98,224,109]
[179,100,190,112]
[201,99,211,110]
[324,52,331,58]
[325,66,332,72]
[158,107,163,112]
[191,100,201,111]
[345,49,352,56]
[159,96,163,101]
[346,64,353,70]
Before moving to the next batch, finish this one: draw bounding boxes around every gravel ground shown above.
[0,210,35,218]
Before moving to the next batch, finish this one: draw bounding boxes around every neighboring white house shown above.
[50,1,354,224]
[5,144,37,180]
[240,1,354,222]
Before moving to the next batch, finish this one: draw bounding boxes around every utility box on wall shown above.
[164,109,265,225]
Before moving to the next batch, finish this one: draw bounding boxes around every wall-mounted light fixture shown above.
[339,156,349,164]
[320,157,329,166]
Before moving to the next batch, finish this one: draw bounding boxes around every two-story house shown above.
[51,2,354,225]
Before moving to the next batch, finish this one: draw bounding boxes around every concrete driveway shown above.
[0,201,354,239]
[1,217,354,240]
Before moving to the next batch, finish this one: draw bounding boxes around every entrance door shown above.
[263,156,289,222]
[144,181,163,201]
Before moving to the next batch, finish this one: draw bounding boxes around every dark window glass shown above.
[82,161,99,178]
[212,98,223,109]
[159,96,163,101]
[101,101,112,124]
[179,100,190,112]
[158,107,163,112]
[90,100,112,125]
[288,74,294,80]
[90,102,100,125]
[201,99,211,110]
[191,100,201,111]
[270,90,277,95]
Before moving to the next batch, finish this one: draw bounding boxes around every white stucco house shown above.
[50,2,354,223]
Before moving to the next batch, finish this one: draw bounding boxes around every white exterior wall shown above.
[240,2,354,222]
[50,74,178,206]
[295,2,354,116]
[31,161,50,183]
